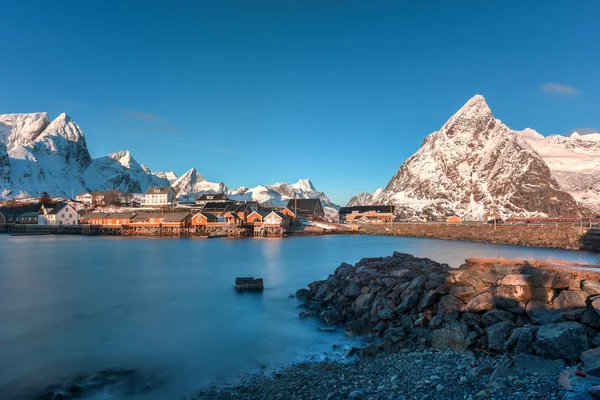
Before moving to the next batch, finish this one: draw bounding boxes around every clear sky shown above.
[1,1,599,205]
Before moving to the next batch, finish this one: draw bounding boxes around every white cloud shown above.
[540,82,579,97]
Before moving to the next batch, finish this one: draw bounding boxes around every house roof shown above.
[202,201,235,212]
[197,193,228,201]
[339,206,395,216]
[266,211,292,221]
[285,199,324,214]
[76,192,92,197]
[225,211,241,219]
[0,204,41,218]
[131,213,164,221]
[248,211,269,218]
[19,211,39,218]
[44,203,68,215]
[82,212,110,219]
[195,212,218,219]
[145,186,173,195]
[164,212,191,222]
[104,212,137,219]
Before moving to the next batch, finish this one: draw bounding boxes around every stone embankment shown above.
[350,224,600,251]
[293,253,600,399]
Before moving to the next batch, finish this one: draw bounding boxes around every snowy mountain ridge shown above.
[350,95,590,219]
[0,112,335,209]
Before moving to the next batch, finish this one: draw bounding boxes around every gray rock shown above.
[553,290,589,310]
[533,322,590,361]
[376,307,395,320]
[495,284,553,303]
[321,309,341,326]
[526,300,564,324]
[383,327,406,343]
[361,342,380,357]
[344,282,361,298]
[559,369,600,393]
[486,321,513,352]
[334,262,353,279]
[513,353,565,375]
[394,291,419,313]
[417,290,438,312]
[348,390,365,399]
[582,347,600,377]
[463,291,496,312]
[407,275,428,292]
[516,325,538,353]
[431,323,471,351]
[449,285,476,301]
[481,309,513,327]
[295,288,309,300]
[353,293,374,309]
[584,281,600,296]
[345,318,367,336]
[583,310,600,328]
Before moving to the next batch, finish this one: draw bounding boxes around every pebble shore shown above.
[196,347,563,400]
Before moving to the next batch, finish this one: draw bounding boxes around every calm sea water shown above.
[0,234,597,399]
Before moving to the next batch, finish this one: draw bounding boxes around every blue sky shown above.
[1,1,599,204]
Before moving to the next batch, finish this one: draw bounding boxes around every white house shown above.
[75,192,93,205]
[263,211,291,227]
[144,186,176,207]
[38,203,80,225]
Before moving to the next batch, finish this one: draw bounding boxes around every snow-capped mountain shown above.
[364,95,584,219]
[347,188,383,207]
[228,179,337,208]
[83,150,169,194]
[171,168,228,201]
[522,130,600,213]
[152,171,178,184]
[4,113,91,198]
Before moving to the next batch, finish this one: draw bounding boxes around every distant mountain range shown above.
[348,95,599,219]
[2,97,598,220]
[0,112,338,213]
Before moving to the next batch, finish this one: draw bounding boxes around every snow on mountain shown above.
[522,131,600,213]
[0,112,50,151]
[152,171,178,184]
[83,150,169,194]
[171,168,228,201]
[6,113,92,198]
[228,179,338,209]
[371,95,584,219]
[346,188,383,207]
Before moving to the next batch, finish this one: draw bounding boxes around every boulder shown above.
[516,325,538,353]
[513,353,565,376]
[553,290,589,310]
[495,285,553,303]
[449,285,476,302]
[481,310,513,327]
[308,280,325,293]
[345,318,367,336]
[321,309,341,326]
[406,275,427,292]
[529,271,571,289]
[583,310,600,328]
[486,321,513,353]
[526,300,563,325]
[501,274,531,286]
[382,327,406,343]
[295,288,309,300]
[582,347,600,378]
[344,282,361,298]
[559,369,600,395]
[463,291,496,312]
[417,290,438,312]
[361,342,380,357]
[376,308,395,320]
[334,262,353,279]
[394,292,419,313]
[533,322,590,361]
[431,323,471,352]
[353,293,374,309]
[425,272,447,290]
[583,281,600,296]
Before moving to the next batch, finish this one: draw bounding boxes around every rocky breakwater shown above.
[297,253,600,392]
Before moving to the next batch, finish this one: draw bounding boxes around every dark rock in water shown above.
[32,369,162,400]
[321,309,341,326]
[534,322,590,361]
[235,277,264,291]
[317,326,336,332]
[295,288,310,300]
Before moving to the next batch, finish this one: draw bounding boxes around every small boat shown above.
[235,277,264,291]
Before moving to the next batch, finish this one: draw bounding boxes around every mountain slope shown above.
[373,95,584,219]
[228,179,337,208]
[171,168,228,201]
[83,150,169,194]
[522,131,600,213]
[346,188,383,207]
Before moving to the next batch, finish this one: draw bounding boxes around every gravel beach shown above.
[195,346,563,400]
